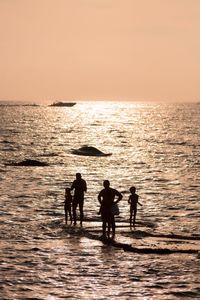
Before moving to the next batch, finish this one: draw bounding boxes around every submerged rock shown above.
[71,146,112,157]
[7,159,49,166]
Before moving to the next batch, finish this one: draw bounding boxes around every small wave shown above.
[144,138,198,148]
[168,141,187,146]
[39,152,58,157]
[1,147,16,152]
[153,178,170,182]
[166,140,199,148]
[133,161,146,165]
[0,140,16,144]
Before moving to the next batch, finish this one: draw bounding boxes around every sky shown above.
[0,0,200,103]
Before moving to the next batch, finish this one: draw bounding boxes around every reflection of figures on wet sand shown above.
[128,186,142,229]
[98,180,123,240]
[64,188,72,224]
[71,173,87,226]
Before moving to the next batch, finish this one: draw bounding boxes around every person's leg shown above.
[133,208,137,226]
[102,220,107,238]
[130,210,133,228]
[65,208,68,224]
[101,212,107,238]
[72,201,78,225]
[69,205,72,224]
[111,215,115,239]
[79,199,84,226]
[107,220,111,238]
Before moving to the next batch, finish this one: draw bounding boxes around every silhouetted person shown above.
[64,188,73,224]
[128,186,142,228]
[71,173,87,226]
[98,180,122,239]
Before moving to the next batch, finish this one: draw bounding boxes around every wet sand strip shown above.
[63,222,200,255]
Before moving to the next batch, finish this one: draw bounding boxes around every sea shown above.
[0,101,199,299]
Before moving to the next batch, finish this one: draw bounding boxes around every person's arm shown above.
[115,190,123,203]
[98,191,102,204]
[137,196,142,206]
[84,180,87,192]
[128,195,131,204]
[70,181,75,191]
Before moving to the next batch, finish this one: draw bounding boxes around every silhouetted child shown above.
[128,186,142,228]
[64,188,72,224]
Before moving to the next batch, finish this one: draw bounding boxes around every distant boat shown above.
[49,101,76,107]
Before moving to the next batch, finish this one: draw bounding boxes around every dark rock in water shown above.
[71,146,112,157]
[7,159,49,166]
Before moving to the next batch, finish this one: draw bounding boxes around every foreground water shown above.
[0,102,199,299]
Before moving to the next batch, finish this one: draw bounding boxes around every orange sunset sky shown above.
[0,0,200,103]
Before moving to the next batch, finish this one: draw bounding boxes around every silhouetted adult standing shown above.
[71,173,87,226]
[98,180,122,239]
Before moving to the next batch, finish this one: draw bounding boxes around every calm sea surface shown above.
[0,102,199,299]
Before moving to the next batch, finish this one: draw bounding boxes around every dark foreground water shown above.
[0,102,199,299]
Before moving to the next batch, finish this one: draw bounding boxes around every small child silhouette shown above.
[128,186,142,228]
[64,188,72,224]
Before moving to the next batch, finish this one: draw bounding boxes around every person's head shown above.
[130,186,136,194]
[103,180,110,189]
[76,173,82,180]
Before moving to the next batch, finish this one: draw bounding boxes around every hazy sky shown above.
[0,0,200,102]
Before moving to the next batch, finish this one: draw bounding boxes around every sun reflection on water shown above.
[0,102,199,299]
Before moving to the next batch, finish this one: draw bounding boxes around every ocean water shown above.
[0,101,199,299]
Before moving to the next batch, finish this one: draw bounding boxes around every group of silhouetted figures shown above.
[64,173,142,240]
